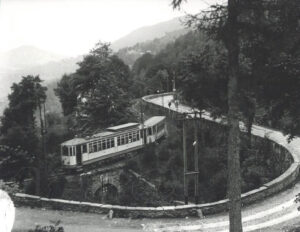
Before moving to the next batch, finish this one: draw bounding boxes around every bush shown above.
[28,220,64,232]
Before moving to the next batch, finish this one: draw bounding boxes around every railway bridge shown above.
[62,161,156,203]
[62,163,125,202]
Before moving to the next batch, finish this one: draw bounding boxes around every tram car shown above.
[61,116,166,169]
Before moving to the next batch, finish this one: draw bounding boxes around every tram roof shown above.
[92,131,115,137]
[61,116,165,146]
[143,116,165,127]
[61,138,86,146]
[107,122,139,132]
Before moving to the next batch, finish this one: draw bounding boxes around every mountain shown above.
[0,54,82,115]
[111,17,186,51]
[0,55,81,93]
[0,45,66,71]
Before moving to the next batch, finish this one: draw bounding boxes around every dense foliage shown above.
[0,76,46,153]
[0,76,67,196]
[121,120,287,205]
[55,42,134,134]
[0,76,49,193]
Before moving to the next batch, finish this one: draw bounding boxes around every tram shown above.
[61,116,166,169]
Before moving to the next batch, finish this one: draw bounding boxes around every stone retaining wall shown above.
[11,93,300,218]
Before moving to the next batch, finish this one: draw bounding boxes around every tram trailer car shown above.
[61,116,166,169]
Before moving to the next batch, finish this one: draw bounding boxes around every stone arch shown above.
[94,183,118,203]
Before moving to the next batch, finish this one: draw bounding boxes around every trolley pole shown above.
[183,119,188,204]
[194,113,199,204]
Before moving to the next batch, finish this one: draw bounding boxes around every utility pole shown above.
[182,119,188,204]
[42,102,47,175]
[182,112,200,205]
[194,112,199,204]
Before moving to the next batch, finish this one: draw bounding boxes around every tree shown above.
[0,145,32,181]
[55,42,134,134]
[0,75,48,195]
[171,0,243,230]
[224,1,243,230]
[54,74,78,116]
[178,38,228,115]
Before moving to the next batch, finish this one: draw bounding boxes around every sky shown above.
[0,0,211,57]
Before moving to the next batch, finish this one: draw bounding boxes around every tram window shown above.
[140,130,143,138]
[148,127,152,135]
[98,140,102,151]
[121,135,125,145]
[76,145,81,155]
[69,147,72,156]
[102,140,107,150]
[137,131,140,140]
[129,133,132,143]
[158,123,164,132]
[82,144,87,153]
[125,134,129,144]
[93,142,97,152]
[133,132,137,142]
[89,143,93,153]
[117,136,120,146]
[62,146,68,156]
[111,139,115,147]
[107,139,111,149]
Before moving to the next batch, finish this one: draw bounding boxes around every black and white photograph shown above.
[0,0,300,231]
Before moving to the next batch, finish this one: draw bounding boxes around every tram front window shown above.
[148,127,152,135]
[82,144,87,153]
[76,145,82,156]
[62,146,69,156]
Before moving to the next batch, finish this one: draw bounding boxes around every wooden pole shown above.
[183,119,188,204]
[194,113,199,204]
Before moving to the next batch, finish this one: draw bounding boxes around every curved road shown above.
[12,94,300,232]
[144,94,300,231]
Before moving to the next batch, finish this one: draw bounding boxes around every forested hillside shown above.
[111,17,185,50]
[128,30,208,97]
[116,28,189,66]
